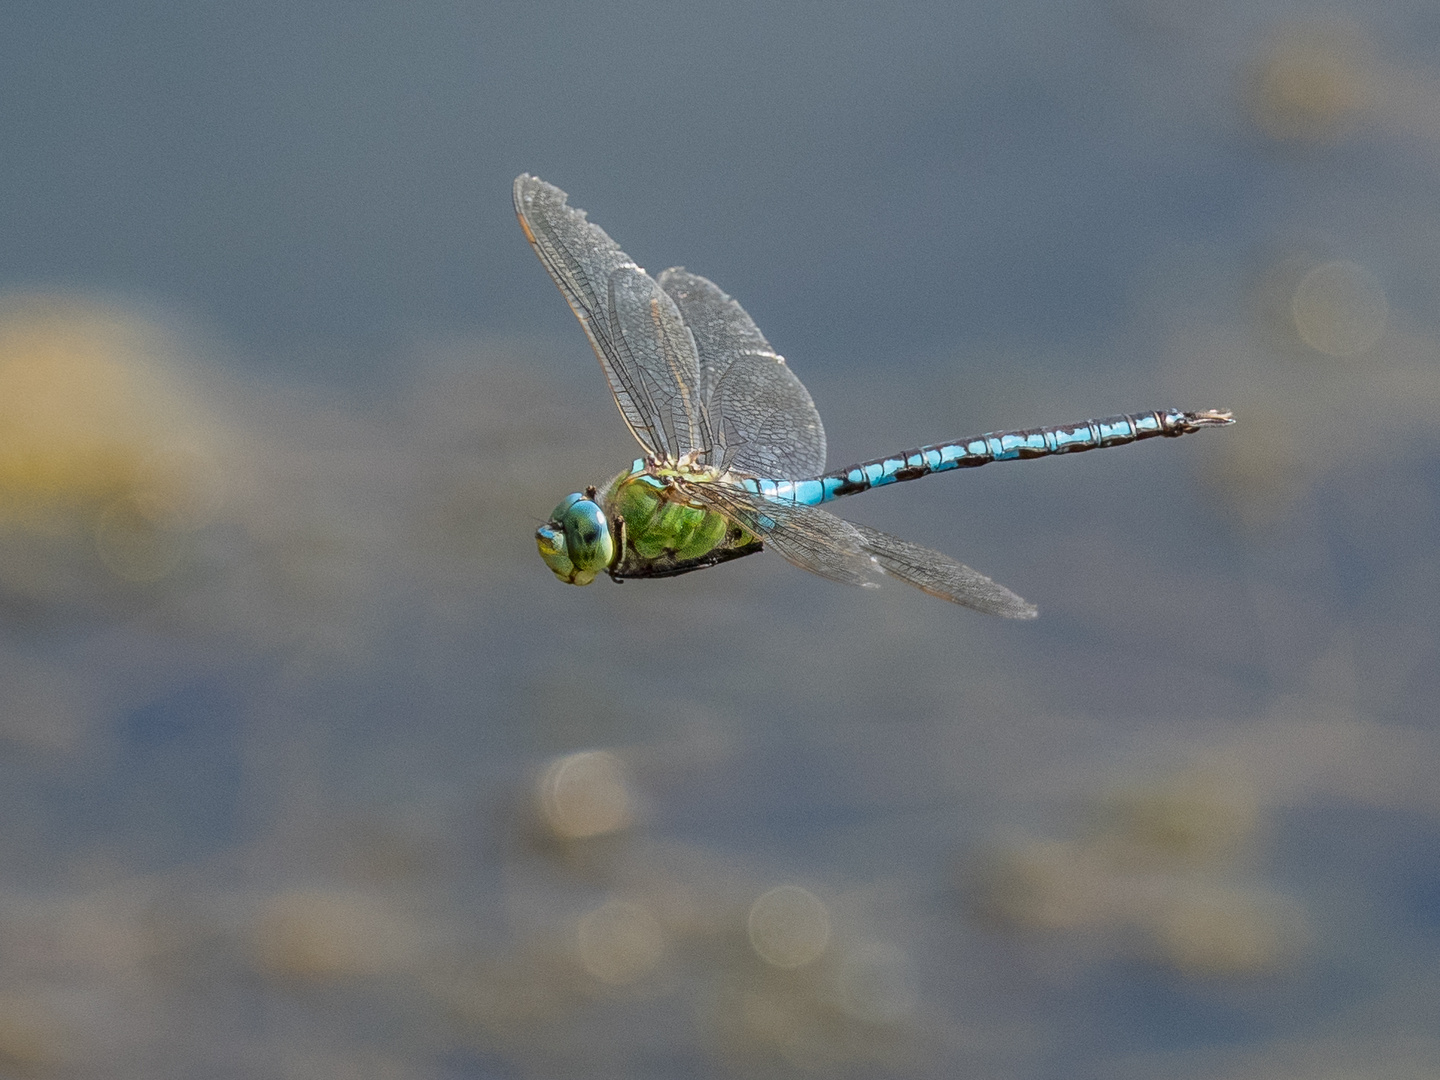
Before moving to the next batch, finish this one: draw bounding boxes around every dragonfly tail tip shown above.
[1190,409,1235,427]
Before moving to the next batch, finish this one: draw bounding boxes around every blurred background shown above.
[2,1,1438,1077]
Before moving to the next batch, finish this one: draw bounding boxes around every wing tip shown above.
[512,172,537,210]
[513,173,572,213]
[956,593,1038,619]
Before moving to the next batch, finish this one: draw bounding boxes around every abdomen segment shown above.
[736,409,1233,505]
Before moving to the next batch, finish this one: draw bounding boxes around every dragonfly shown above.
[515,174,1232,617]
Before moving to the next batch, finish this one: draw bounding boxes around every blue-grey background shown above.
[2,2,1438,1077]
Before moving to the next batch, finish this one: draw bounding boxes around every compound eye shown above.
[561,499,614,578]
[549,492,587,521]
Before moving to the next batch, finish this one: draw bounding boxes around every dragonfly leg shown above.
[605,514,628,582]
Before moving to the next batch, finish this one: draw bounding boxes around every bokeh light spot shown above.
[575,900,664,985]
[747,885,831,969]
[538,750,634,839]
[1291,259,1388,357]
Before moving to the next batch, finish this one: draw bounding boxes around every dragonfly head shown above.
[536,490,615,586]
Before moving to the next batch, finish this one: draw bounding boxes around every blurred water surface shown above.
[2,3,1439,1078]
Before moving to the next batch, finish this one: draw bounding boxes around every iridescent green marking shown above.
[606,472,736,563]
[538,462,763,587]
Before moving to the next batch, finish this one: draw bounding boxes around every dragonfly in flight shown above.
[515,175,1232,616]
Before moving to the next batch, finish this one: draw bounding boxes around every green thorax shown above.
[601,460,759,576]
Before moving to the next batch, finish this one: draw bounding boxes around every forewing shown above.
[659,268,827,478]
[607,266,707,460]
[514,175,706,459]
[849,523,1038,618]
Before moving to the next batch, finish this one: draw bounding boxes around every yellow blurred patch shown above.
[0,301,159,514]
[0,296,223,598]
[252,889,423,981]
[1248,22,1374,143]
[0,992,65,1075]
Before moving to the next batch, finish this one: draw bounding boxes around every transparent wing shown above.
[847,523,1037,618]
[514,175,707,461]
[690,483,883,589]
[692,483,1036,617]
[659,267,827,478]
[607,266,707,458]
